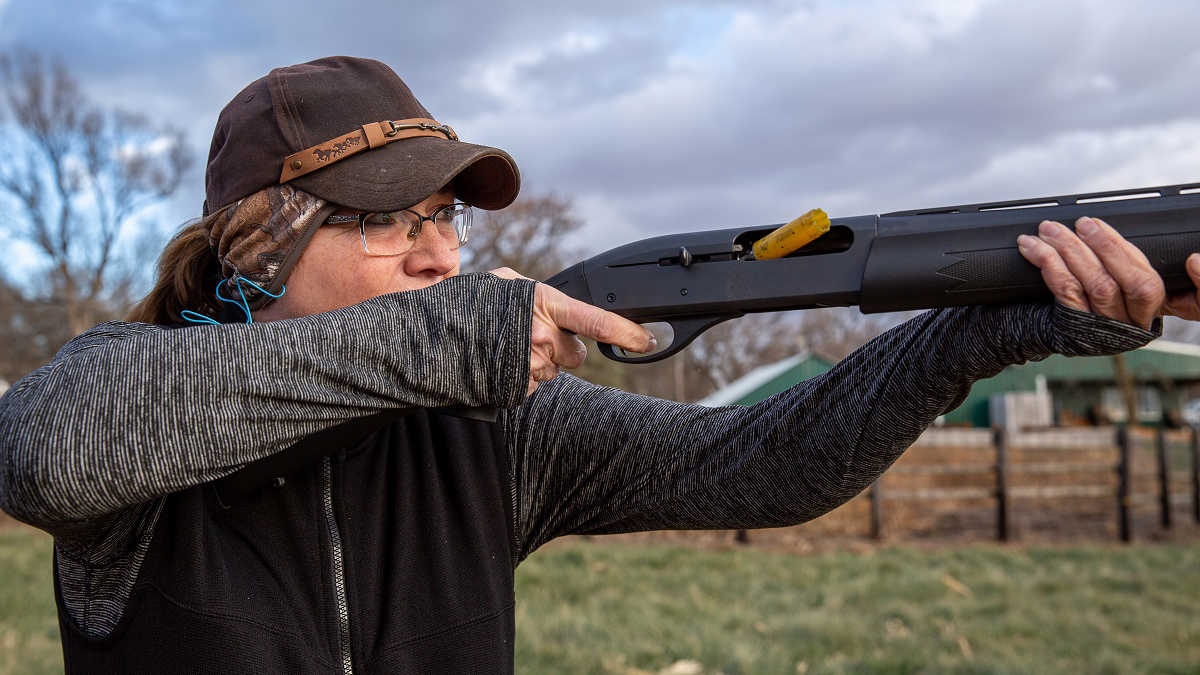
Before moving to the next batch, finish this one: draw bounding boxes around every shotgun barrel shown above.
[546,182,1200,363]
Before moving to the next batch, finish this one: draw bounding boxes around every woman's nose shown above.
[404,221,458,275]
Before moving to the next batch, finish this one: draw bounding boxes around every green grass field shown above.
[0,528,60,675]
[2,525,1198,675]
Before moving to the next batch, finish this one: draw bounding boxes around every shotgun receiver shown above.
[545,182,1200,363]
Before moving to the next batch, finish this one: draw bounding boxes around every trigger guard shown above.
[598,313,743,364]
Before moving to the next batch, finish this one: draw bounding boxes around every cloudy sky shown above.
[1,0,1198,262]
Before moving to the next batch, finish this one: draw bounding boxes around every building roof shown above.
[696,352,834,407]
[696,338,1200,411]
[1140,339,1200,358]
[1009,338,1200,383]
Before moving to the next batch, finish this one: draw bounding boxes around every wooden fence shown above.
[607,426,1200,549]
[863,426,1200,542]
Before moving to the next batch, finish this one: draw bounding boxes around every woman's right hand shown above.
[489,268,657,396]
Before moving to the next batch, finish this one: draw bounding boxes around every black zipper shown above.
[322,456,354,674]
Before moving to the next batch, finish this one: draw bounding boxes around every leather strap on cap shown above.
[280,118,458,183]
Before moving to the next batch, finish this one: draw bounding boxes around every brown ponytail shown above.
[125,214,224,325]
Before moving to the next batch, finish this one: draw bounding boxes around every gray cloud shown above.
[463,0,1200,248]
[1,0,1197,260]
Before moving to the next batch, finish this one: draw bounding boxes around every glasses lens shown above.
[433,204,472,249]
[360,211,417,256]
[358,204,473,255]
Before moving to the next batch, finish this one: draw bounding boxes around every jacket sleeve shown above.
[503,302,1159,560]
[0,273,535,539]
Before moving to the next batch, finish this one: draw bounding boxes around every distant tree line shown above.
[0,48,190,385]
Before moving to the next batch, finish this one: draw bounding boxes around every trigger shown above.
[599,312,744,364]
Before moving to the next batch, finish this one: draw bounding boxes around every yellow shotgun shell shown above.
[752,208,831,260]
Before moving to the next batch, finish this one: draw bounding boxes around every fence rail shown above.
[860,425,1200,543]
[719,426,1200,546]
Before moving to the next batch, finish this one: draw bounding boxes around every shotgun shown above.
[215,181,1200,504]
[545,182,1200,363]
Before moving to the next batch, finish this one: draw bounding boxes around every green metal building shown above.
[696,352,836,408]
[698,341,1200,428]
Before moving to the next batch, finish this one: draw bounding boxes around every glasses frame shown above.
[325,202,473,257]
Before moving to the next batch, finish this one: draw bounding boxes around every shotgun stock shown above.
[545,182,1200,363]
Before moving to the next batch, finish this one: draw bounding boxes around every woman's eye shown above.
[434,205,464,222]
[363,213,400,227]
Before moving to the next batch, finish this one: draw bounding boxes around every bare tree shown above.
[0,49,191,335]
[795,307,916,361]
[462,192,629,388]
[461,192,586,282]
[0,275,76,384]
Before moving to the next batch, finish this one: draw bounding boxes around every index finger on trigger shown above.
[557,295,657,353]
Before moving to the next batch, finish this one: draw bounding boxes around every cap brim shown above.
[290,136,520,212]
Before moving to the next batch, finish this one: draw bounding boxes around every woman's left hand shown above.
[1017,216,1165,330]
[1161,254,1200,321]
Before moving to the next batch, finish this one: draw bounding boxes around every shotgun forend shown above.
[545,182,1200,363]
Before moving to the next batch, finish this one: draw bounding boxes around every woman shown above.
[0,55,1193,674]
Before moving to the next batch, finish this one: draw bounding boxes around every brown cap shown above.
[203,56,520,215]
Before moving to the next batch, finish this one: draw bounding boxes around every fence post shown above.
[1192,425,1200,524]
[1157,426,1172,529]
[994,426,1010,542]
[1117,427,1132,543]
[869,478,883,540]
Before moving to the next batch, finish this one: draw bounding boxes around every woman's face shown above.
[253,188,460,320]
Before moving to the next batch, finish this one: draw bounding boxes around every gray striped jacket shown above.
[0,273,1158,638]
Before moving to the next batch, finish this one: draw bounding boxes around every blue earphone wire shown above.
[181,278,285,326]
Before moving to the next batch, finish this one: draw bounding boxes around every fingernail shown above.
[1017,234,1035,250]
[1076,217,1098,237]
[646,337,658,352]
[1038,220,1062,237]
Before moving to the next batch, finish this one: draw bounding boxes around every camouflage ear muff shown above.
[207,185,330,310]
